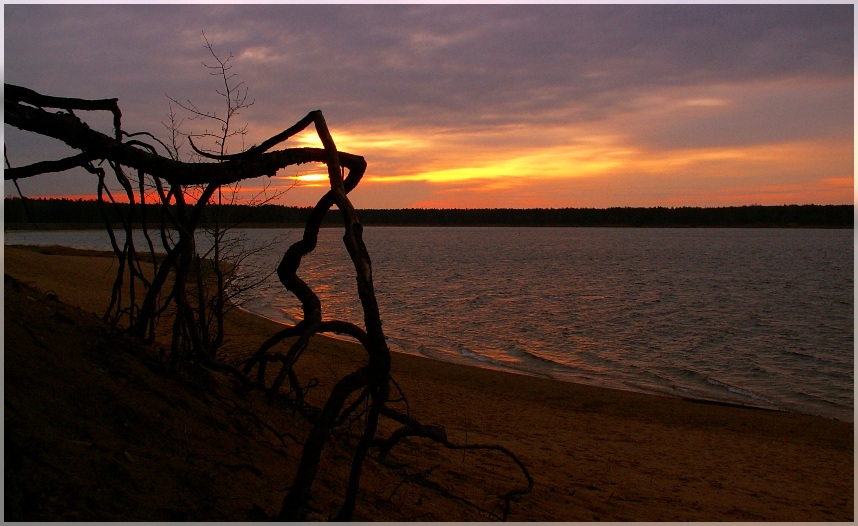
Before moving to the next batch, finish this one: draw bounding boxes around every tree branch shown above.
[5,87,366,187]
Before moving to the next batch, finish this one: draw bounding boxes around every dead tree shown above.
[5,82,533,520]
[162,36,291,362]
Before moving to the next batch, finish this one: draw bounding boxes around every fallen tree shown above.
[5,81,533,520]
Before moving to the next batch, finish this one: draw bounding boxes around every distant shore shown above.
[5,198,853,229]
[4,244,853,521]
[4,222,854,231]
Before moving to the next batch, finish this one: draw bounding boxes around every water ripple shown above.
[7,226,853,421]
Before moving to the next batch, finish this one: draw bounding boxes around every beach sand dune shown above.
[4,245,853,521]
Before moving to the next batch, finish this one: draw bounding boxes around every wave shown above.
[704,377,779,408]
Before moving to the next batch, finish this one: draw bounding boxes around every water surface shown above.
[6,226,853,421]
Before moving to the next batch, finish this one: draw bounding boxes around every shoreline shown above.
[241,299,773,415]
[234,302,803,419]
[4,245,854,520]
[7,242,853,423]
[236,295,851,423]
[5,222,855,230]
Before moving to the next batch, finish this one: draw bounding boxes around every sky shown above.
[3,4,854,209]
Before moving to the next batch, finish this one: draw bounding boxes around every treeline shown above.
[3,198,314,228]
[340,205,853,227]
[4,197,853,228]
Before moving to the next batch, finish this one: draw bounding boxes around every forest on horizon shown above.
[3,197,853,229]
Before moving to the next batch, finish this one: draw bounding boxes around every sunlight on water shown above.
[7,226,853,421]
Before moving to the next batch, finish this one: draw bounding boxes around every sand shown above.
[4,245,853,521]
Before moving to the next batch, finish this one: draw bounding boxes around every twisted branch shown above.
[5,82,533,521]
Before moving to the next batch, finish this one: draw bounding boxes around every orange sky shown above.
[4,5,854,209]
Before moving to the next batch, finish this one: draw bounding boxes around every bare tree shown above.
[161,34,288,362]
[4,79,533,520]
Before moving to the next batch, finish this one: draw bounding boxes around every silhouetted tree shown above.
[5,79,532,519]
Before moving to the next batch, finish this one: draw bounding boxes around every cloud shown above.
[7,4,851,130]
[4,4,853,208]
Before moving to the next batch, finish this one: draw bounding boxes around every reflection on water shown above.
[6,226,853,421]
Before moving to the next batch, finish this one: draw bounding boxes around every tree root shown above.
[6,81,535,521]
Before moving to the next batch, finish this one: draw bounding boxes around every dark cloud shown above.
[8,4,850,127]
[4,4,853,206]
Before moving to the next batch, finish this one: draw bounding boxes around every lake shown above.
[6,226,853,421]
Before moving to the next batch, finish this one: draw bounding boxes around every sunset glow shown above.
[294,173,329,186]
[4,5,853,209]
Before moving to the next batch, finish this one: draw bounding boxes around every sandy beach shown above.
[4,245,853,521]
